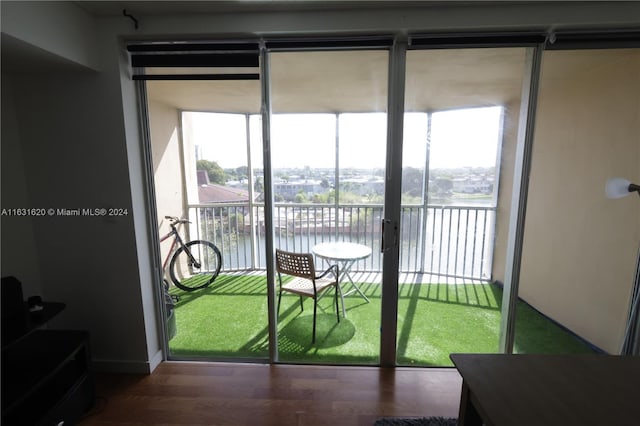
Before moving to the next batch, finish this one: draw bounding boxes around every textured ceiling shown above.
[147,48,638,113]
[147,48,528,113]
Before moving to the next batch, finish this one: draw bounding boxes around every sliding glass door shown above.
[269,49,388,364]
[144,70,270,361]
[397,47,530,366]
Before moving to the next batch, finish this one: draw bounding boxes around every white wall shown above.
[116,24,164,371]
[1,73,43,297]
[148,99,185,261]
[520,49,640,353]
[2,2,162,372]
[1,1,100,70]
[7,66,159,370]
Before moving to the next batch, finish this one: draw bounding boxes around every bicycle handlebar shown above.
[165,216,190,225]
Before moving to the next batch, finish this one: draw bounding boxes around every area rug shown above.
[373,416,457,426]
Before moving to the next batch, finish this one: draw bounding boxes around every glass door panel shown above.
[338,112,386,271]
[515,48,640,355]
[398,47,528,366]
[269,50,388,364]
[145,77,269,361]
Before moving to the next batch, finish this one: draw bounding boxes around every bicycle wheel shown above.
[169,240,222,291]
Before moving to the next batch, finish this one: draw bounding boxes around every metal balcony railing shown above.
[188,202,495,281]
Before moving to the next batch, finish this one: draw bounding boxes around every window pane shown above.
[338,113,386,204]
[398,47,527,366]
[270,113,336,203]
[146,75,267,361]
[270,49,388,365]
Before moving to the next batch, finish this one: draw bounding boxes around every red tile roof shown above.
[198,183,249,203]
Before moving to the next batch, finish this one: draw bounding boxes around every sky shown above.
[187,106,502,171]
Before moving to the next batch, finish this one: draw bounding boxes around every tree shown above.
[432,177,453,195]
[254,176,264,193]
[402,167,424,198]
[197,160,226,184]
[294,192,308,203]
[235,166,249,182]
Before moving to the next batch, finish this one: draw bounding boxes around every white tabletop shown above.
[312,242,372,261]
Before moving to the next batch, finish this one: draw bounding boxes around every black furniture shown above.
[1,277,95,426]
[450,353,640,426]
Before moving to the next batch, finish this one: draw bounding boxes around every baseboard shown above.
[92,350,164,374]
[149,348,164,372]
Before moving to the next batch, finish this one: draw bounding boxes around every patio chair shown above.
[275,249,340,343]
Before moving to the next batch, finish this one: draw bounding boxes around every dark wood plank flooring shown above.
[79,361,462,426]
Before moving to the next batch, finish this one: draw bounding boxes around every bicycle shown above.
[160,216,222,292]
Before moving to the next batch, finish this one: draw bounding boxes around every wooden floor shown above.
[79,361,463,426]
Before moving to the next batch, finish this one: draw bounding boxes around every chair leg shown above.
[312,298,317,343]
[335,285,340,322]
[299,295,304,311]
[277,289,282,315]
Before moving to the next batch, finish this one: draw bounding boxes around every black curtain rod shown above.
[130,53,259,68]
[132,73,260,81]
[265,35,395,50]
[127,42,260,53]
[410,29,640,49]
[410,32,547,48]
[546,29,640,50]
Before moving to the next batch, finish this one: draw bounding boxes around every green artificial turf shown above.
[168,274,597,366]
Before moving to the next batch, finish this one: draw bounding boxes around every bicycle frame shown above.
[160,228,176,272]
[159,221,189,272]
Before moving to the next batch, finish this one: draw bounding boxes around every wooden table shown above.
[450,353,640,426]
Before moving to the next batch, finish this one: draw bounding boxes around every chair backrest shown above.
[275,249,315,280]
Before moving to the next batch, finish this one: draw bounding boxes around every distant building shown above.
[340,176,385,196]
[452,175,494,194]
[274,179,324,200]
[197,170,250,203]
